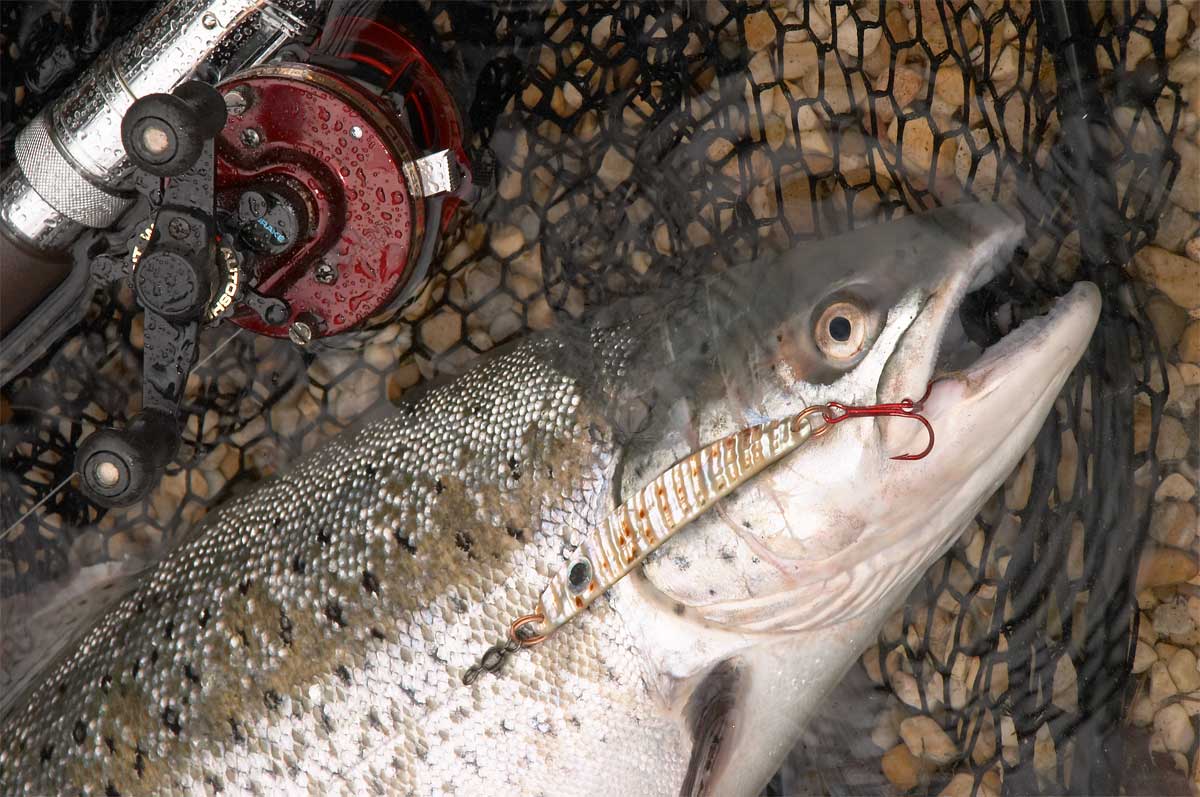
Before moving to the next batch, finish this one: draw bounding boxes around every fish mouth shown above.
[881,279,1101,464]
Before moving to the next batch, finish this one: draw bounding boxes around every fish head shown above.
[613,204,1099,792]
[631,203,1100,630]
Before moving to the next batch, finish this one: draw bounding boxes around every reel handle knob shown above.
[121,81,227,177]
[76,410,180,507]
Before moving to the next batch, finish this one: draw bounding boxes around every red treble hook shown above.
[819,384,936,461]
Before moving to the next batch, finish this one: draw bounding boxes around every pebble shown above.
[1052,655,1078,712]
[892,669,937,711]
[1153,598,1196,639]
[939,773,986,797]
[419,309,461,355]
[1134,639,1158,674]
[1136,404,1191,461]
[1005,449,1035,511]
[1137,546,1199,590]
[1150,501,1198,548]
[1145,293,1191,352]
[1158,414,1191,461]
[881,743,925,790]
[900,716,958,765]
[1180,321,1200,364]
[782,39,818,80]
[1133,246,1200,310]
[744,9,777,51]
[1156,473,1197,502]
[598,147,635,189]
[1155,703,1196,754]
[490,225,525,259]
[1167,648,1200,693]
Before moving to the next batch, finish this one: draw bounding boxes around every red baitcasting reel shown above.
[216,18,471,341]
[72,18,474,507]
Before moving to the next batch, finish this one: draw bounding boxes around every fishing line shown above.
[1,475,75,544]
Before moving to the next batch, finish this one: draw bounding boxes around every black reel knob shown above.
[121,81,228,177]
[76,410,180,507]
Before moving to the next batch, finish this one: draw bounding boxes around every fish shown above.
[0,203,1100,796]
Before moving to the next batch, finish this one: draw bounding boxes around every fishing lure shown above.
[463,394,934,684]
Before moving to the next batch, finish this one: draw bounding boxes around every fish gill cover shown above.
[0,1,1195,795]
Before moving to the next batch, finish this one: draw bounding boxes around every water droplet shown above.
[339,166,350,177]
[375,187,386,203]
[390,191,404,205]
[318,108,330,122]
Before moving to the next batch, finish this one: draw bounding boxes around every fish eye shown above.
[815,301,869,361]
[567,560,592,593]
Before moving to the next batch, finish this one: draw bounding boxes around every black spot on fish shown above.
[317,528,331,545]
[320,705,335,733]
[700,340,711,355]
[454,532,473,553]
[58,682,67,696]
[367,709,383,731]
[228,718,246,744]
[505,525,525,542]
[198,608,210,628]
[134,746,146,778]
[324,602,346,627]
[741,520,752,529]
[264,690,282,710]
[131,659,141,678]
[434,478,445,494]
[450,596,467,613]
[184,662,201,685]
[162,707,181,735]
[100,674,112,692]
[238,628,251,649]
[370,627,387,641]
[239,578,252,595]
[205,775,224,793]
[163,620,174,639]
[279,610,294,645]
[718,547,736,562]
[674,603,687,616]
[135,599,147,614]
[105,782,120,797]
[104,736,115,754]
[508,457,521,479]
[361,570,380,593]
[394,529,418,555]
[39,744,53,763]
[149,647,159,665]
[336,665,352,685]
[292,554,306,574]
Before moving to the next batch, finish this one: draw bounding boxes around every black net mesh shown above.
[2,1,1194,795]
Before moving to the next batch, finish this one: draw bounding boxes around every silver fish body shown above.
[0,204,1101,796]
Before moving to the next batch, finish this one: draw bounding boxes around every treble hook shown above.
[819,384,936,461]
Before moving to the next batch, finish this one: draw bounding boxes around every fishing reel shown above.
[72,21,476,507]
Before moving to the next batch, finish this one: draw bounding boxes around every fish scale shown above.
[0,333,691,795]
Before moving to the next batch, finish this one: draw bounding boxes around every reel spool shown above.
[215,18,472,341]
